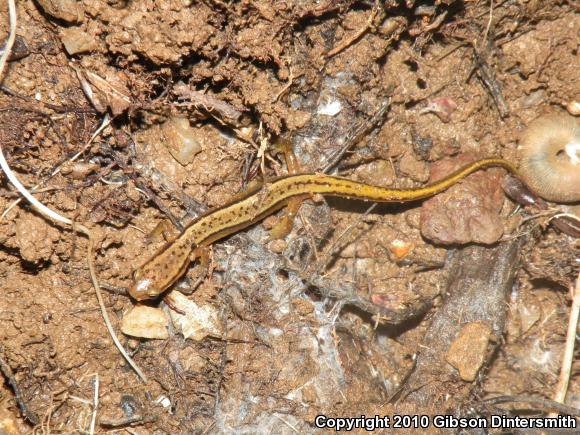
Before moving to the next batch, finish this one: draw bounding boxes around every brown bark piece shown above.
[401,240,521,408]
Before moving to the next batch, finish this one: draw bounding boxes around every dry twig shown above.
[89,374,99,435]
[0,351,40,425]
[325,1,381,58]
[549,271,580,417]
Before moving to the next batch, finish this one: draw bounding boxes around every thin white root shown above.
[0,0,16,82]
[0,0,146,383]
[0,145,147,382]
[550,271,580,416]
[89,373,99,435]
[78,222,148,382]
[1,113,111,220]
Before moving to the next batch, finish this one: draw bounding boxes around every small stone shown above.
[420,155,505,245]
[121,306,169,339]
[446,321,492,382]
[15,212,58,263]
[36,0,84,24]
[388,238,414,261]
[161,117,202,166]
[269,239,287,253]
[567,100,580,116]
[60,28,97,55]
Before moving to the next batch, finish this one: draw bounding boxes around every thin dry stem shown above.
[549,271,580,416]
[90,374,99,435]
[325,2,379,58]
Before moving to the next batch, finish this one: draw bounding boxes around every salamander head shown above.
[128,243,193,301]
[128,267,164,301]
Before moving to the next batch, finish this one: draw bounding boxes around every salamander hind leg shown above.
[268,137,306,240]
[268,197,303,240]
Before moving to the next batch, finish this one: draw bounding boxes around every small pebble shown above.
[36,0,84,23]
[60,28,97,55]
[566,100,580,116]
[121,305,169,339]
[446,321,492,382]
[161,117,202,166]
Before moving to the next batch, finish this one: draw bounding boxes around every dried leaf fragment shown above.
[74,67,132,115]
[166,291,223,341]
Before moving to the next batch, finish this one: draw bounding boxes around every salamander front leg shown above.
[177,245,213,295]
[162,246,212,311]
[192,245,214,287]
[268,197,303,240]
[148,219,180,243]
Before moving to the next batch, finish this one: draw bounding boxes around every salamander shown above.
[129,158,519,301]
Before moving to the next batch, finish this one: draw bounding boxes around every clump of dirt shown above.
[0,0,578,433]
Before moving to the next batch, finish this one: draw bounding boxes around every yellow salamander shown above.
[129,158,519,301]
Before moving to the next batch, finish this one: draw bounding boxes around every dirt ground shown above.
[0,0,578,433]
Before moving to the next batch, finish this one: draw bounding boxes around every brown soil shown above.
[0,0,578,433]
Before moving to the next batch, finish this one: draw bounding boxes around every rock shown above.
[36,0,84,24]
[60,28,97,55]
[420,155,505,245]
[161,117,202,166]
[446,321,492,382]
[15,212,58,263]
[121,305,169,339]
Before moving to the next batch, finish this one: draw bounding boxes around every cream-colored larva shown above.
[519,113,580,203]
